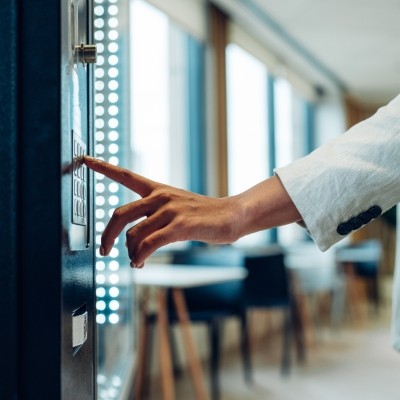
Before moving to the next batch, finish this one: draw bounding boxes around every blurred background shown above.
[92,0,400,399]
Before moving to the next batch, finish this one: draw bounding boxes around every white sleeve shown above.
[275,93,400,251]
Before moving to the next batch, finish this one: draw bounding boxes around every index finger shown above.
[84,156,155,197]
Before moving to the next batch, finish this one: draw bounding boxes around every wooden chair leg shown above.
[134,293,150,400]
[157,289,175,400]
[172,288,208,400]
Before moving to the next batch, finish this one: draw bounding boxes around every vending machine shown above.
[0,0,97,398]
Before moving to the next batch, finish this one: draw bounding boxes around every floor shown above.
[146,303,400,400]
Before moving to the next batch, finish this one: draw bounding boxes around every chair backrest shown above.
[171,246,243,267]
[243,246,290,308]
[169,246,244,315]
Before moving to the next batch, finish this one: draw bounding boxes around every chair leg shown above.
[281,308,291,376]
[371,275,380,313]
[291,298,306,364]
[208,319,221,400]
[169,325,183,378]
[240,310,253,384]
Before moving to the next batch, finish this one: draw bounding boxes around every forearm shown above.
[233,175,302,238]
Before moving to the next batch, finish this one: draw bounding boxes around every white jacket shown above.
[275,93,400,349]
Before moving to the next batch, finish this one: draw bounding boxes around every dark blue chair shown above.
[336,239,382,312]
[243,246,305,375]
[167,246,250,400]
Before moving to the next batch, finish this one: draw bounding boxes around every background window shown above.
[130,0,205,250]
[226,43,270,246]
[130,0,189,189]
[274,77,310,244]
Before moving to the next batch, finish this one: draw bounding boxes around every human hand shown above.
[84,157,242,267]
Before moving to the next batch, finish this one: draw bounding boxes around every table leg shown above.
[172,288,208,400]
[157,289,175,400]
[134,291,150,399]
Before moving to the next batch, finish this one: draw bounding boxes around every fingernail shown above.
[83,155,97,163]
[130,260,136,268]
[100,246,105,256]
[137,263,145,269]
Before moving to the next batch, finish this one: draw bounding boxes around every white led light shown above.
[95,143,105,155]
[109,274,119,284]
[96,300,106,311]
[108,118,118,128]
[94,18,104,28]
[112,376,122,387]
[97,55,105,66]
[95,67,104,78]
[108,93,119,103]
[109,156,119,165]
[96,196,105,206]
[96,221,105,232]
[96,314,106,324]
[108,208,115,217]
[96,43,104,53]
[109,182,119,193]
[109,287,119,297]
[95,93,104,103]
[108,68,119,78]
[108,5,118,15]
[109,248,119,258]
[108,30,118,40]
[96,234,102,245]
[109,313,119,324]
[108,55,118,65]
[108,131,119,141]
[95,105,105,116]
[108,18,118,28]
[95,118,104,129]
[94,6,104,16]
[108,80,119,91]
[109,300,120,311]
[94,31,104,41]
[95,131,105,141]
[96,182,105,193]
[108,105,119,116]
[96,209,105,219]
[95,172,104,181]
[109,260,119,271]
[95,81,104,91]
[109,195,119,206]
[108,43,118,53]
[96,261,105,271]
[96,287,106,297]
[96,274,106,284]
[108,143,118,154]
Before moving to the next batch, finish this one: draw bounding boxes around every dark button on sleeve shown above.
[337,222,352,236]
[358,211,372,225]
[367,205,382,219]
[348,217,363,230]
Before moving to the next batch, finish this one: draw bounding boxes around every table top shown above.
[132,263,247,288]
[335,246,381,263]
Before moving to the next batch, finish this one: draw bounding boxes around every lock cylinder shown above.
[75,43,97,65]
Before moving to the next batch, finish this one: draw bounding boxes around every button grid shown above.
[72,132,87,226]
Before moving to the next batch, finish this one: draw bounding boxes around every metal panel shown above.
[15,0,95,398]
[0,1,18,399]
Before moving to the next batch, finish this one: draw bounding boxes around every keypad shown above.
[72,132,87,226]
